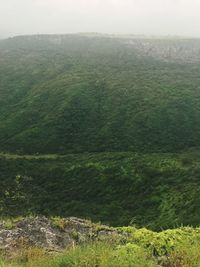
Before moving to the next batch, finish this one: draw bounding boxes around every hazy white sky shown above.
[1,0,200,38]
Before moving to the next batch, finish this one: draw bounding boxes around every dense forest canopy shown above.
[0,34,200,154]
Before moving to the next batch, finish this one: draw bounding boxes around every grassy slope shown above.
[0,35,200,153]
[0,149,199,229]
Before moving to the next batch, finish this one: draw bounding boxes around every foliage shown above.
[0,150,199,229]
[0,242,156,267]
[51,217,68,231]
[0,226,200,267]
[0,35,200,154]
[119,226,200,256]
[0,34,200,266]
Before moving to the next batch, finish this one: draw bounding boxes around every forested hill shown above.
[0,34,200,154]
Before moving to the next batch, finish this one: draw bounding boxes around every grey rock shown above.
[0,216,122,252]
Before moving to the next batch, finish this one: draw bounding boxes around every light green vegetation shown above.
[0,226,200,267]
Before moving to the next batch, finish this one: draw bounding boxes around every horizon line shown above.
[1,32,200,40]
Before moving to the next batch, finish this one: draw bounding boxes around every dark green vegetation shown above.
[0,34,200,153]
[0,34,200,230]
[1,149,199,229]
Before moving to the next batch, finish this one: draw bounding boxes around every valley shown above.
[0,34,200,266]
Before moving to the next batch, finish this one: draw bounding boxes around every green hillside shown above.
[0,34,200,153]
[1,149,199,229]
[0,34,200,230]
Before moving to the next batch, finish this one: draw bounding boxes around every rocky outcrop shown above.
[0,217,123,252]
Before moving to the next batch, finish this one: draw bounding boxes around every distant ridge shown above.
[0,34,200,154]
[3,32,200,41]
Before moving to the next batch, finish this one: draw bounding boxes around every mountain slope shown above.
[0,34,200,153]
[1,149,199,228]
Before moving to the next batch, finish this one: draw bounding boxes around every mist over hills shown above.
[1,0,200,263]
[0,34,200,154]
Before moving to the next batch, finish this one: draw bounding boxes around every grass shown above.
[0,243,157,267]
[1,240,200,267]
[0,226,199,267]
[168,241,200,267]
[0,153,63,160]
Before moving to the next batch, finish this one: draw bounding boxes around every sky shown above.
[1,0,200,38]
